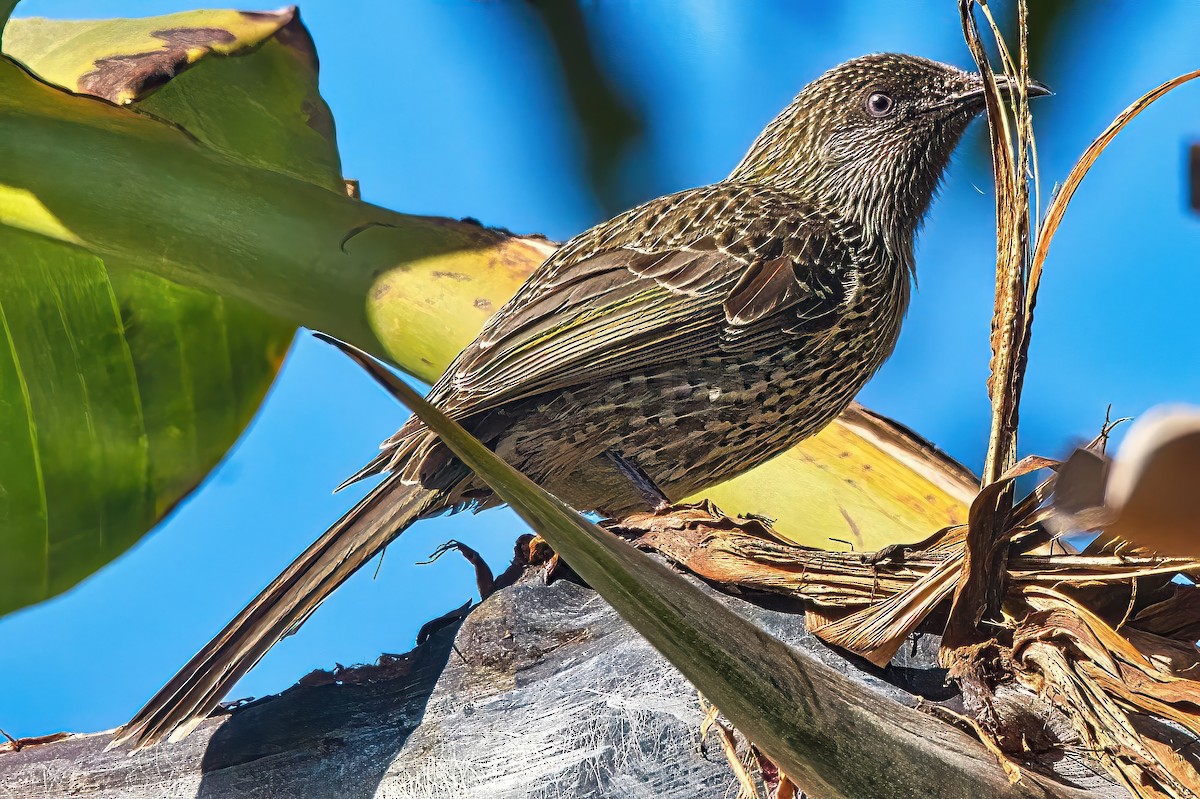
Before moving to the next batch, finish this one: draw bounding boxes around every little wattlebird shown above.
[114,53,1048,748]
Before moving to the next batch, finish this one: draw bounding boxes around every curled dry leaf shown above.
[1054,406,1200,557]
[613,499,1200,796]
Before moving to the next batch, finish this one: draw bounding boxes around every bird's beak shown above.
[993,74,1053,99]
[946,74,1053,110]
[1024,78,1053,98]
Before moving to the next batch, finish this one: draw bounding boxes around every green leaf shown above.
[0,9,340,615]
[0,229,289,613]
[320,334,1067,799]
[0,3,14,40]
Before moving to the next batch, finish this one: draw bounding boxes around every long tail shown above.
[111,476,442,749]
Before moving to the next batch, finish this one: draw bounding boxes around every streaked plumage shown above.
[115,54,1045,748]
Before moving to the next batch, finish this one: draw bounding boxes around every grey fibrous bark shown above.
[0,570,1120,799]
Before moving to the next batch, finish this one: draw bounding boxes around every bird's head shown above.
[729,53,1049,240]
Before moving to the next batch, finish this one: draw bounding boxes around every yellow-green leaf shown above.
[701,405,976,550]
[0,229,289,613]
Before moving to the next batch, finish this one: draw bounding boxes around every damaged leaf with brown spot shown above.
[4,7,342,189]
[8,9,285,103]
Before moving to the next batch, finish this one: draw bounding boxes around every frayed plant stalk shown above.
[963,0,1037,490]
[942,0,1041,652]
[947,0,1200,654]
[963,0,1200,509]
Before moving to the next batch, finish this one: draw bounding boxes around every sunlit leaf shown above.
[5,8,342,190]
[0,9,339,614]
[700,404,976,551]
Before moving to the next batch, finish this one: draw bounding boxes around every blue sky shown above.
[2,1,1198,738]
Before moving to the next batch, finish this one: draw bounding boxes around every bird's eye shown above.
[866,91,895,118]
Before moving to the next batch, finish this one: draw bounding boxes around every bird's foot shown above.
[866,543,912,565]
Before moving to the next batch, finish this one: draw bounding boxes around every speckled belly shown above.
[493,325,892,517]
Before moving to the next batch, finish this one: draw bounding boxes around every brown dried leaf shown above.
[1015,590,1200,797]
[1133,587,1200,641]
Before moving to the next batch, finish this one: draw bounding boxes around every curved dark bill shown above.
[1017,78,1053,97]
[951,75,1053,108]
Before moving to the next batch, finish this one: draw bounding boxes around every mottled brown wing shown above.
[719,229,853,351]
[344,191,854,488]
[432,222,851,417]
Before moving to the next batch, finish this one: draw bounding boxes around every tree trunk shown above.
[0,569,1124,799]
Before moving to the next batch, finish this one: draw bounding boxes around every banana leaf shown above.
[0,6,975,618]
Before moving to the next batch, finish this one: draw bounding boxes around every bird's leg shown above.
[605,450,671,513]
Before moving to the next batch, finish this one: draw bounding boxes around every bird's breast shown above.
[507,308,905,512]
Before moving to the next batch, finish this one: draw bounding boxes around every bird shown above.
[114,53,1048,748]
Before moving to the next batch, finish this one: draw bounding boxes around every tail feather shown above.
[111,476,442,750]
[333,450,391,492]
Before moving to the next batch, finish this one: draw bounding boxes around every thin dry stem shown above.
[700,697,764,799]
[963,0,1032,488]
